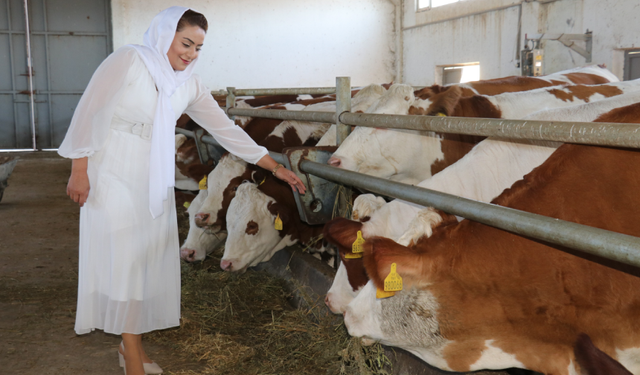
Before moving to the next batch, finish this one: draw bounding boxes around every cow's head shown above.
[180,190,227,262]
[194,154,250,232]
[343,238,444,355]
[221,182,293,272]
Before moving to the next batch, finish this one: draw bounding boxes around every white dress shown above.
[59,46,267,335]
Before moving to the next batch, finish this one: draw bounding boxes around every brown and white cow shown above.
[324,89,640,314]
[179,189,228,261]
[343,131,640,374]
[328,78,635,185]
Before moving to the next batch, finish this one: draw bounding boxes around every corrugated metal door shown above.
[0,0,111,150]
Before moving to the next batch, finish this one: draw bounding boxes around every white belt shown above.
[111,118,153,140]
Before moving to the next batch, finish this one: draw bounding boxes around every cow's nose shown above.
[324,295,330,307]
[327,157,341,168]
[220,259,232,271]
[180,248,196,262]
[194,212,210,227]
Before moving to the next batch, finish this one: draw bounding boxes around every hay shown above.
[147,248,391,375]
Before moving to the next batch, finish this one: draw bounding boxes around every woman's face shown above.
[167,24,206,71]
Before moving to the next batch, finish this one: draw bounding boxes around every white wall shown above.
[111,0,397,90]
[401,0,640,85]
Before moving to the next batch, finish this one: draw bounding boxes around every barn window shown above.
[437,63,480,85]
[417,0,461,11]
[624,50,640,80]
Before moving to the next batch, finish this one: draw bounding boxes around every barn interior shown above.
[2,0,640,374]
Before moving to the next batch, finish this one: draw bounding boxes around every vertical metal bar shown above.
[335,76,351,146]
[225,86,235,120]
[23,0,36,150]
[7,0,19,148]
[43,0,54,149]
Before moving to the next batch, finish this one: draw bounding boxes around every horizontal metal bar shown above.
[231,87,340,96]
[227,107,336,123]
[299,160,640,269]
[339,112,640,148]
[527,33,591,41]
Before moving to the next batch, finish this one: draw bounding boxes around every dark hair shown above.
[177,10,208,33]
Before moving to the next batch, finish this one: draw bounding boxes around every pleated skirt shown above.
[74,128,181,335]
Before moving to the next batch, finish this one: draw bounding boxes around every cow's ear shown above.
[267,202,290,225]
[426,85,462,116]
[251,168,269,185]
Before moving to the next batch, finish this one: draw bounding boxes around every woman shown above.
[59,7,305,375]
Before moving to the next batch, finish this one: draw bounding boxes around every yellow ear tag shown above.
[436,112,447,117]
[344,252,363,259]
[376,287,395,299]
[258,177,266,186]
[352,231,365,253]
[384,263,403,292]
[183,201,191,209]
[198,176,207,190]
[274,213,283,231]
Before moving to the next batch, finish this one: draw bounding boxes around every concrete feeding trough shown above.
[0,156,18,203]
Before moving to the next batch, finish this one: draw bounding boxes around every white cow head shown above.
[343,281,448,366]
[180,190,228,262]
[194,154,249,232]
[221,183,295,272]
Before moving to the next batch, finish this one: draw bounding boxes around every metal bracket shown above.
[283,146,343,225]
[525,30,592,63]
[192,128,225,166]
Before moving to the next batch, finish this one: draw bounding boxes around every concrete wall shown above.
[401,0,640,85]
[111,0,397,90]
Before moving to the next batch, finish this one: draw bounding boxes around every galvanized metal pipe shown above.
[227,108,336,124]
[335,77,351,145]
[339,112,640,148]
[299,159,640,269]
[229,87,339,96]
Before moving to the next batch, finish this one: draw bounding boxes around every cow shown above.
[323,89,640,314]
[342,131,640,374]
[184,84,386,262]
[328,78,638,185]
[179,189,227,262]
[221,172,329,272]
[432,64,619,98]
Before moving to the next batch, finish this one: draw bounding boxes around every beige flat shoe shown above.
[119,341,164,374]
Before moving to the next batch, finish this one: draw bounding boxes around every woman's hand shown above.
[274,166,307,194]
[67,158,90,207]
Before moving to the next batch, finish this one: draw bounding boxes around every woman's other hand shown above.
[275,166,307,195]
[67,157,90,207]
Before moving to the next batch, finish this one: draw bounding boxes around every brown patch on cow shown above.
[458,87,477,97]
[563,72,612,85]
[594,102,640,123]
[425,86,463,116]
[323,218,364,254]
[414,85,450,100]
[548,88,577,102]
[430,134,485,176]
[212,167,256,231]
[245,220,259,235]
[468,75,560,96]
[566,85,623,102]
[291,96,336,106]
[176,114,192,129]
[243,117,284,143]
[242,94,299,107]
[338,249,370,292]
[260,175,325,244]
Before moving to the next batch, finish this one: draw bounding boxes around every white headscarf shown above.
[130,6,201,218]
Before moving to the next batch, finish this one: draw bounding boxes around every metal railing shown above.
[178,77,640,269]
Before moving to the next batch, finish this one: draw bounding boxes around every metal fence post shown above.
[335,77,351,146]
[226,87,236,121]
